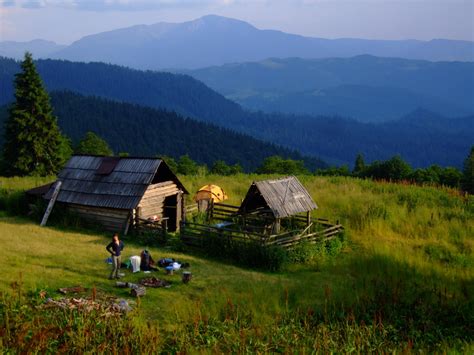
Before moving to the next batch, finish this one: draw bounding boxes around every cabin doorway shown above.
[164,194,178,232]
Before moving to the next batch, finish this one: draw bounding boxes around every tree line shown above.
[316,154,473,193]
[71,134,474,194]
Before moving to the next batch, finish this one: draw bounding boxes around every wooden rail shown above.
[182,202,344,249]
[135,217,168,236]
[180,220,344,250]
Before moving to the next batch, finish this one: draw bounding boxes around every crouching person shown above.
[106,233,124,279]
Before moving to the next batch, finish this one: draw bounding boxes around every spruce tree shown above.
[3,52,67,176]
[353,153,365,176]
[461,146,474,194]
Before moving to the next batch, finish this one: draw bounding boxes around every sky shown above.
[0,0,472,44]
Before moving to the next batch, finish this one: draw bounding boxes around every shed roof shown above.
[45,155,187,210]
[239,176,317,218]
[26,182,54,197]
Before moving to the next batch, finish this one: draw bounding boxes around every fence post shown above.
[162,219,168,239]
[208,199,214,222]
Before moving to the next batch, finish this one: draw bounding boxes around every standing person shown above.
[106,233,124,279]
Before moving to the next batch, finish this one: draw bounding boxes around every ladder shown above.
[40,181,62,227]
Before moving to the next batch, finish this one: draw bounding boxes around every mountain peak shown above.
[181,14,256,32]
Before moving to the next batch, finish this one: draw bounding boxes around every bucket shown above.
[182,271,192,284]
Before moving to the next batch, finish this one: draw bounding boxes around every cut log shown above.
[130,286,146,297]
[58,285,87,294]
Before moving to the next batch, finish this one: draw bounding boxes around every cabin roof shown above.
[44,155,187,210]
[25,182,54,197]
[239,176,317,218]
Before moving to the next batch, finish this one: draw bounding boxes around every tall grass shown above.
[1,255,471,353]
[0,176,53,216]
[0,175,472,351]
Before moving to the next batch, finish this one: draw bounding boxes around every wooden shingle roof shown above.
[45,155,185,210]
[239,176,317,218]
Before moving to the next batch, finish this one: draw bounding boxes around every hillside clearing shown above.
[0,175,472,352]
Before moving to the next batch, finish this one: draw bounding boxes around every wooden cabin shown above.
[44,155,188,234]
[238,176,317,233]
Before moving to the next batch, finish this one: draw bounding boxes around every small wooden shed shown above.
[44,155,188,233]
[239,176,317,233]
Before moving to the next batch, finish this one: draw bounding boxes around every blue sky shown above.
[0,0,472,44]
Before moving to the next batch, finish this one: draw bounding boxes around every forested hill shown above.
[0,91,325,171]
[0,57,243,125]
[0,57,472,167]
[184,56,474,122]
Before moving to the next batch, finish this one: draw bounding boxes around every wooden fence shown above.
[208,202,240,221]
[180,201,344,249]
[180,221,266,248]
[135,217,168,236]
[263,223,343,249]
[180,219,343,250]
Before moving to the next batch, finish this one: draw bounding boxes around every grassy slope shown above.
[0,175,473,350]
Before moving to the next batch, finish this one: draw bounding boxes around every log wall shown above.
[137,181,179,219]
[68,204,130,233]
[66,180,184,233]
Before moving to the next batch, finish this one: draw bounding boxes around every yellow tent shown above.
[194,184,228,202]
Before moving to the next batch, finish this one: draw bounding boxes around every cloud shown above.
[0,0,15,7]
[21,0,46,8]
[0,0,244,11]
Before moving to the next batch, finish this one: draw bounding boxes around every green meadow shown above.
[0,175,472,352]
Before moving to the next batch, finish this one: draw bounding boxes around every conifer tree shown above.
[3,52,68,176]
[461,146,474,194]
[353,153,365,176]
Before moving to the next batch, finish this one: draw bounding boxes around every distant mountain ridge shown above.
[1,15,473,68]
[184,56,474,122]
[0,39,65,59]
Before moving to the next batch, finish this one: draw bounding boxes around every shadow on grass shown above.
[299,251,474,345]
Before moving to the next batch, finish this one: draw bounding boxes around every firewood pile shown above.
[139,276,171,288]
[42,297,133,315]
[58,286,88,295]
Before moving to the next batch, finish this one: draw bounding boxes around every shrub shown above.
[210,160,243,175]
[177,155,199,175]
[288,241,327,265]
[256,156,309,175]
[325,234,345,257]
[200,233,288,271]
[0,189,29,216]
